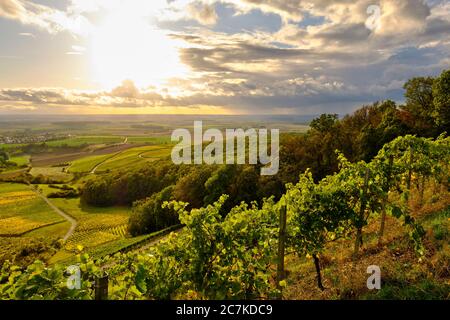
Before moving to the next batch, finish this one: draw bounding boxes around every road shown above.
[90,136,128,174]
[31,186,77,241]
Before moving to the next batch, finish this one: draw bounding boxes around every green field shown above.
[95,145,172,172]
[30,167,73,182]
[0,144,24,151]
[68,153,117,173]
[9,155,30,166]
[127,136,172,144]
[67,145,172,173]
[46,136,124,147]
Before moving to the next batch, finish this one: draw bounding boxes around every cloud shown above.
[66,45,86,55]
[1,0,449,115]
[0,0,90,35]
[18,32,34,37]
[187,1,218,25]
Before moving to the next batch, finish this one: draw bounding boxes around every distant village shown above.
[0,133,71,145]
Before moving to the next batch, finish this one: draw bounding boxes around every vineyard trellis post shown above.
[276,204,287,298]
[94,275,109,300]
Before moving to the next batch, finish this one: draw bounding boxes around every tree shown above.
[173,166,214,209]
[129,186,178,236]
[203,165,236,206]
[403,76,435,135]
[433,69,450,132]
[0,150,9,162]
[310,114,338,133]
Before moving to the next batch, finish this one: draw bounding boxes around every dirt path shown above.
[90,137,128,174]
[31,186,77,241]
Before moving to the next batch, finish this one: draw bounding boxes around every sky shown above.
[0,0,449,115]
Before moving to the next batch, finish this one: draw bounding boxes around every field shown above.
[9,155,30,167]
[48,198,133,263]
[94,145,172,172]
[68,153,117,173]
[0,183,68,264]
[1,129,177,265]
[30,167,73,182]
[0,183,64,236]
[127,136,172,145]
[67,145,172,173]
[45,136,124,147]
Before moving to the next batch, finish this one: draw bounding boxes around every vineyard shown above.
[0,184,64,237]
[67,145,172,173]
[0,135,448,300]
[92,146,172,172]
[48,198,132,264]
[0,183,68,265]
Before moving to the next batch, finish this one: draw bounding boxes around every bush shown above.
[47,189,79,199]
[128,186,179,236]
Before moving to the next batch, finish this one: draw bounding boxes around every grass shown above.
[283,186,450,300]
[63,144,172,174]
[46,136,124,147]
[94,145,172,172]
[30,167,73,182]
[0,144,24,151]
[68,153,116,173]
[9,155,30,167]
[127,136,172,145]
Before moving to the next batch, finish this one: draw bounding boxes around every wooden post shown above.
[354,168,370,256]
[276,205,287,298]
[94,275,109,300]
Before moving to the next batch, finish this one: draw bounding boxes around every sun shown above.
[90,11,186,90]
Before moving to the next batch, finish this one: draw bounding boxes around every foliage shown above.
[129,186,178,236]
[432,69,450,132]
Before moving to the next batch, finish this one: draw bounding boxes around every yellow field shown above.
[0,217,46,236]
[0,184,64,236]
[0,191,36,206]
[0,183,67,263]
[49,198,132,261]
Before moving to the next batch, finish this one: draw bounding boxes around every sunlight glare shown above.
[90,10,186,90]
